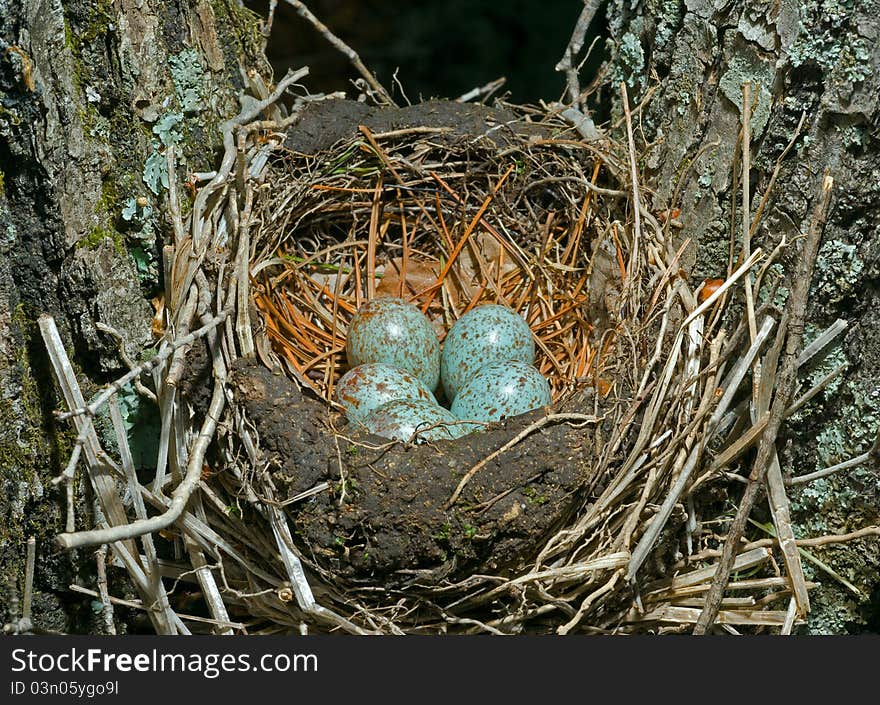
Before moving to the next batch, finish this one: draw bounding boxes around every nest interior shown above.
[251,98,621,405]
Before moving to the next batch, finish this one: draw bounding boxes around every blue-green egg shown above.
[451,360,551,423]
[363,399,466,442]
[346,297,440,391]
[336,363,436,423]
[440,304,535,402]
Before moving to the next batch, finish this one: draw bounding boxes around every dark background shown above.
[244,0,608,103]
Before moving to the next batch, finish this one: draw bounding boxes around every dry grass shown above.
[249,110,624,404]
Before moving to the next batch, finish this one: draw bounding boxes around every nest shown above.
[41,69,863,635]
[252,98,610,404]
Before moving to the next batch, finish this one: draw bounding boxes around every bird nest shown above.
[41,69,857,635]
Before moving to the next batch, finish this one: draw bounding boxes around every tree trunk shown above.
[3,0,878,634]
[0,0,269,633]
[605,0,880,633]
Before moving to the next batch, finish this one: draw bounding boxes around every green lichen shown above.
[788,2,872,86]
[168,49,205,114]
[612,32,646,93]
[697,164,713,188]
[756,263,791,309]
[718,52,773,134]
[648,0,684,59]
[812,239,864,304]
[0,169,5,197]
[813,382,880,468]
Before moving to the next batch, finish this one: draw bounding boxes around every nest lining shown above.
[250,99,625,407]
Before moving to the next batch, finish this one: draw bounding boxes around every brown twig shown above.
[281,0,395,105]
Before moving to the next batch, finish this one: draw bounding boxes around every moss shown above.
[212,0,270,68]
[0,169,4,197]
[76,225,124,255]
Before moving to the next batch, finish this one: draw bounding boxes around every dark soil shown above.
[230,359,603,586]
[284,98,548,154]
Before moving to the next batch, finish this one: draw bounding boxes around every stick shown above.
[620,82,643,281]
[95,546,117,635]
[693,171,834,634]
[555,0,603,108]
[281,0,394,105]
[56,353,228,549]
[22,536,35,623]
[444,413,599,509]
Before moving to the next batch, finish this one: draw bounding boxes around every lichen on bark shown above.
[605,0,880,632]
[0,0,272,632]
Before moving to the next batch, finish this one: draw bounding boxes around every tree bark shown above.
[0,0,270,633]
[3,0,879,634]
[605,0,880,633]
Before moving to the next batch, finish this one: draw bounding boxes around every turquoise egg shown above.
[440,304,535,402]
[336,363,436,423]
[451,361,551,423]
[346,297,441,391]
[362,399,467,442]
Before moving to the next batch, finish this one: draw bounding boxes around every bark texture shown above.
[605,0,880,633]
[0,0,269,633]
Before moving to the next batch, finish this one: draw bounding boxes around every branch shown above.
[281,0,394,105]
[693,171,835,634]
[555,0,603,109]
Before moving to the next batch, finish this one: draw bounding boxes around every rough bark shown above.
[0,0,270,633]
[605,0,880,633]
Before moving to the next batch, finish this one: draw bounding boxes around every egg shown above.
[451,360,551,423]
[440,304,535,401]
[346,297,441,391]
[362,399,467,442]
[336,363,436,422]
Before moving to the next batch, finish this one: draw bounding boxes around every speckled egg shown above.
[336,363,436,423]
[451,361,551,423]
[362,399,466,442]
[346,297,440,391]
[441,304,535,402]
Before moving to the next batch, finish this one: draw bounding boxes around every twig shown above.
[786,445,877,486]
[741,83,758,347]
[57,309,231,421]
[620,82,643,282]
[281,0,394,105]
[444,413,599,509]
[22,536,35,623]
[693,171,834,634]
[555,0,603,109]
[56,345,228,549]
[94,546,117,634]
[456,77,506,103]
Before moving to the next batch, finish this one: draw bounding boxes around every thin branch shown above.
[281,0,394,105]
[693,171,835,634]
[555,0,602,109]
